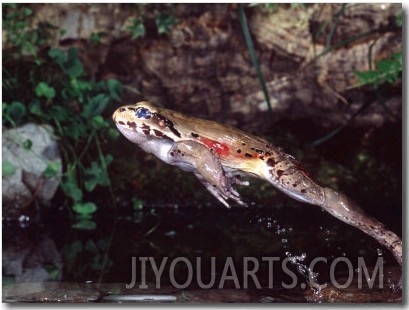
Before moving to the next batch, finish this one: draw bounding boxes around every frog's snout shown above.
[112,107,127,123]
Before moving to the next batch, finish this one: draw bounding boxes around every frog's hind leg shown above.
[194,173,247,208]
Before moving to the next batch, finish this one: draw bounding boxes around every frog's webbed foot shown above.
[194,173,247,208]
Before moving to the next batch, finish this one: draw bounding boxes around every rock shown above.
[3,282,101,303]
[2,123,62,219]
[3,4,402,130]
[2,228,62,284]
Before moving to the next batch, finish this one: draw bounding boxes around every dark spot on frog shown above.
[119,107,126,112]
[153,129,163,137]
[170,151,175,156]
[127,121,137,129]
[237,149,242,154]
[141,123,150,135]
[267,158,280,167]
[258,155,264,160]
[152,129,174,141]
[241,142,246,146]
[153,113,181,138]
[191,132,199,138]
[301,189,306,193]
[276,169,284,177]
[245,153,253,158]
[117,121,125,125]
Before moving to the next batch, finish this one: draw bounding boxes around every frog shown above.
[112,101,402,268]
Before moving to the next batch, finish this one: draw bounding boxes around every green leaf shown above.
[69,78,92,102]
[105,154,114,165]
[84,157,112,192]
[72,219,96,230]
[84,161,108,191]
[107,79,123,101]
[90,32,106,44]
[61,178,83,201]
[22,139,33,151]
[44,266,61,281]
[354,70,378,85]
[2,276,15,287]
[49,47,84,78]
[108,128,120,140]
[65,121,87,140]
[35,82,56,99]
[354,52,402,88]
[49,105,70,122]
[82,94,110,118]
[91,115,109,129]
[22,7,33,17]
[2,161,16,177]
[43,161,61,178]
[155,12,178,34]
[5,101,27,123]
[48,48,67,67]
[85,239,99,252]
[28,100,43,116]
[65,48,84,78]
[65,60,84,79]
[127,18,145,39]
[72,202,97,216]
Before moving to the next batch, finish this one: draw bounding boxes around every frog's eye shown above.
[135,107,151,119]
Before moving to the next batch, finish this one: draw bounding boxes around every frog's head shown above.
[112,101,181,143]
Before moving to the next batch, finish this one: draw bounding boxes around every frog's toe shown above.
[224,186,247,207]
[195,173,246,207]
[226,172,250,187]
[205,184,232,208]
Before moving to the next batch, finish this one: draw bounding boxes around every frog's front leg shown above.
[168,140,246,208]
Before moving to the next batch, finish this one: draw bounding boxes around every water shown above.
[2,202,402,303]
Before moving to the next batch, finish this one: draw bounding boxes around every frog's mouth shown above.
[113,114,176,145]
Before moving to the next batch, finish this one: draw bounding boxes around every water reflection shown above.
[2,204,402,303]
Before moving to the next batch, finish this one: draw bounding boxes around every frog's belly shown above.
[140,139,174,164]
[140,139,200,174]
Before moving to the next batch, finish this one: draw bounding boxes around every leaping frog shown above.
[112,101,402,267]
